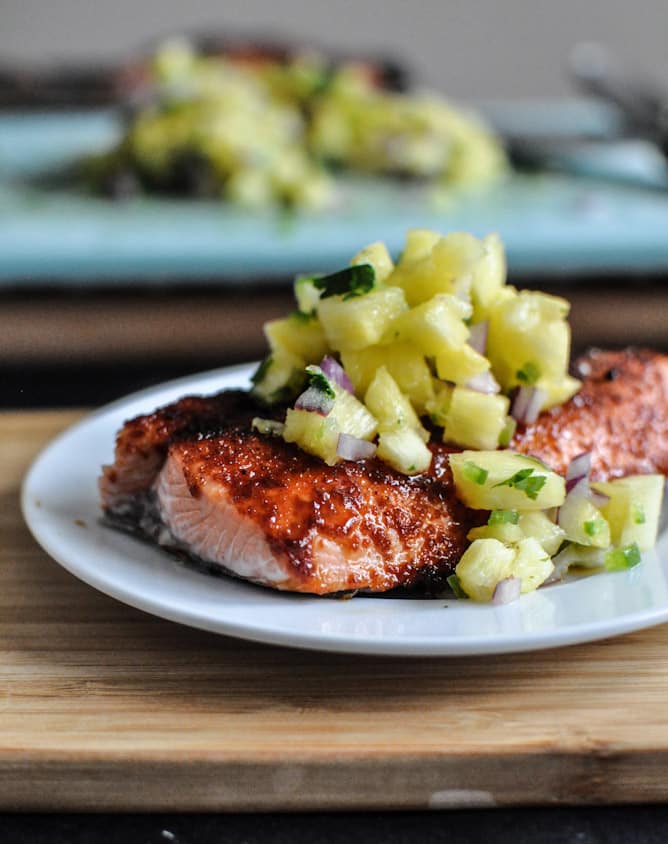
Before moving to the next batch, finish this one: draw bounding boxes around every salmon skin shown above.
[100,348,668,595]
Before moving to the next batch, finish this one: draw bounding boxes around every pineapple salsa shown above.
[250,229,665,603]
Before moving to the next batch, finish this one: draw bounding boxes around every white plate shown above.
[22,363,668,657]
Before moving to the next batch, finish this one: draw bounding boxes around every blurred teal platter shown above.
[2,107,668,285]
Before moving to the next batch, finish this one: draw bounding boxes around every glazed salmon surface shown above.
[510,348,668,479]
[100,348,668,595]
[153,432,474,594]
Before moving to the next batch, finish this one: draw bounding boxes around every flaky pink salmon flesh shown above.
[100,349,668,595]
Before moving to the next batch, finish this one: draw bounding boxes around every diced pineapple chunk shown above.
[364,366,428,441]
[264,312,329,363]
[511,537,554,593]
[387,293,471,355]
[455,538,516,602]
[376,428,432,475]
[591,475,665,550]
[486,289,572,391]
[318,286,408,351]
[467,521,524,545]
[443,388,510,451]
[251,349,306,404]
[282,376,377,466]
[342,342,434,412]
[390,232,485,307]
[518,511,565,556]
[435,343,490,385]
[330,385,378,441]
[400,228,442,264]
[470,233,507,322]
[449,450,566,511]
[557,493,611,548]
[536,375,582,409]
[283,408,340,465]
[425,380,454,427]
[293,275,321,314]
[340,346,386,395]
[351,241,394,283]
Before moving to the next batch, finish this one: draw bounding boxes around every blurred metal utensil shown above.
[569,41,668,156]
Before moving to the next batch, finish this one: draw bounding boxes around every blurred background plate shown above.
[3,103,668,285]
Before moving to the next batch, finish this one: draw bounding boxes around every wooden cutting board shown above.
[3,410,668,812]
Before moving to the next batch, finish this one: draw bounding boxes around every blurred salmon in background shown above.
[1,0,668,410]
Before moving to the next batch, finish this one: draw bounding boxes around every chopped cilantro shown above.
[305,367,336,398]
[493,467,546,501]
[250,355,272,385]
[632,503,646,525]
[447,574,468,599]
[605,543,642,571]
[312,263,376,300]
[488,510,520,526]
[463,461,489,485]
[291,309,316,323]
[516,361,541,385]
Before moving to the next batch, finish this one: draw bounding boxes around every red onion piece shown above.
[566,452,592,483]
[492,577,521,605]
[564,477,589,502]
[466,370,500,394]
[320,356,354,394]
[544,555,570,584]
[562,454,610,507]
[336,433,377,461]
[511,386,547,425]
[589,488,611,508]
[468,321,488,355]
[295,386,335,416]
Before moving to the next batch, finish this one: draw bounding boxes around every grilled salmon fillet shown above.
[510,348,668,480]
[100,348,668,595]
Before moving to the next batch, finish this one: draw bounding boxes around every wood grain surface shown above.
[1,284,666,364]
[3,410,668,811]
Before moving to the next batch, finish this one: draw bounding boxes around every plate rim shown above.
[20,363,668,657]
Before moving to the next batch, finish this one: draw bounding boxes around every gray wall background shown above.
[1,0,667,98]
